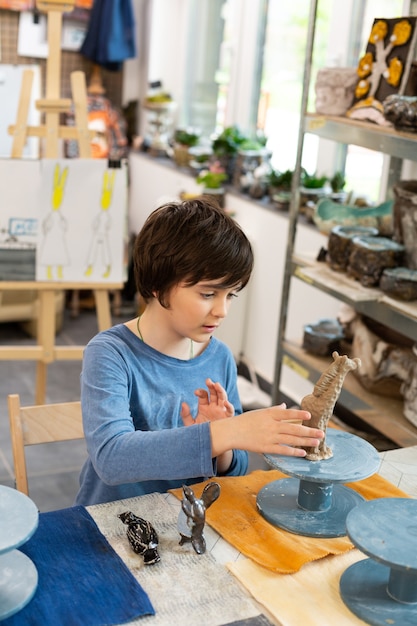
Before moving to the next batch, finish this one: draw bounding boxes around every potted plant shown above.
[329,170,348,203]
[268,168,293,191]
[233,135,270,191]
[300,170,328,190]
[267,168,294,209]
[172,128,201,167]
[196,161,227,208]
[300,170,329,221]
[211,125,248,181]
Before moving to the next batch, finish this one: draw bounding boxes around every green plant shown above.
[211,125,248,156]
[174,129,200,147]
[330,171,346,193]
[239,138,266,152]
[196,161,227,189]
[267,169,294,190]
[301,171,328,189]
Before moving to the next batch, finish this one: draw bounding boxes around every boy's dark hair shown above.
[134,197,254,307]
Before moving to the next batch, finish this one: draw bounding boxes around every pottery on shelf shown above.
[314,67,357,116]
[313,198,393,235]
[393,180,417,270]
[327,225,379,272]
[383,94,417,131]
[379,266,417,301]
[347,236,405,287]
[302,318,345,356]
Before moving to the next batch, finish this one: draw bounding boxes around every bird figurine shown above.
[118,511,160,565]
[178,482,221,554]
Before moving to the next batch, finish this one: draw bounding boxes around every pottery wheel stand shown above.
[0,486,39,620]
[4,0,122,405]
[340,497,417,626]
[257,429,380,538]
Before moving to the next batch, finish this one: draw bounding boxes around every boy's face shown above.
[166,279,241,344]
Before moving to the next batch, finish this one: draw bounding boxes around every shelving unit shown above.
[272,0,417,448]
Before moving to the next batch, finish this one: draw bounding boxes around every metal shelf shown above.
[305,113,417,160]
[292,256,417,343]
[283,341,417,449]
[272,0,417,448]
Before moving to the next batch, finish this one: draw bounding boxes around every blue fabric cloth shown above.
[75,324,248,506]
[80,0,136,71]
[3,506,154,626]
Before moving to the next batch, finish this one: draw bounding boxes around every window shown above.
[259,0,332,174]
[181,0,226,137]
[147,0,414,202]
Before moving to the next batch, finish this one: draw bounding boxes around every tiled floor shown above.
[0,304,415,514]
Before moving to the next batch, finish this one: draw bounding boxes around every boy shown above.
[75,198,322,505]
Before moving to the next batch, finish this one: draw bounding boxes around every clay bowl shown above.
[302,318,345,356]
[380,267,417,301]
[383,95,417,132]
[347,236,405,287]
[327,225,379,272]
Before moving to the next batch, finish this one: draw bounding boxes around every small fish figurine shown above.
[118,511,160,565]
[177,482,220,555]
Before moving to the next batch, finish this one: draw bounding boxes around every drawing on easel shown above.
[0,158,127,284]
[85,169,115,278]
[35,158,127,283]
[38,163,70,280]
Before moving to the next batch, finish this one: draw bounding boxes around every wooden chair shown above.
[7,393,84,496]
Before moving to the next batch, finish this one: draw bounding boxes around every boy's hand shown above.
[181,378,234,425]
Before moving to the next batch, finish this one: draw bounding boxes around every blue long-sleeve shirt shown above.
[75,324,248,505]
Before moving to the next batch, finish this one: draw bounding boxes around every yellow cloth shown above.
[170,469,409,574]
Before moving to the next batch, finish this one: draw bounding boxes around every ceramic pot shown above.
[201,187,225,209]
[173,144,191,167]
[393,180,417,269]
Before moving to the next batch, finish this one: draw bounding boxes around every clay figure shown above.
[301,351,361,460]
[118,511,160,565]
[178,482,220,554]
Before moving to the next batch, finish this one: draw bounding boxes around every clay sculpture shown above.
[302,351,361,460]
[178,482,220,554]
[118,511,160,565]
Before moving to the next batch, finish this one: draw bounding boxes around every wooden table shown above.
[0,281,123,403]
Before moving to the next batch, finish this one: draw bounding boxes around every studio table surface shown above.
[170,468,408,574]
[3,446,413,626]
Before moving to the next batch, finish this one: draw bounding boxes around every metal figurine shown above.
[118,511,160,565]
[178,482,221,555]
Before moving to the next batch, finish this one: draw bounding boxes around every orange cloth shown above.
[170,469,409,573]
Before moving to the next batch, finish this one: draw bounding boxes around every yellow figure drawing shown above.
[39,164,70,280]
[85,169,116,278]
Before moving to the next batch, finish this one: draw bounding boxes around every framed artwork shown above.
[347,17,417,125]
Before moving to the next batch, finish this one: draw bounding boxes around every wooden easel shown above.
[4,0,123,404]
[9,0,92,159]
